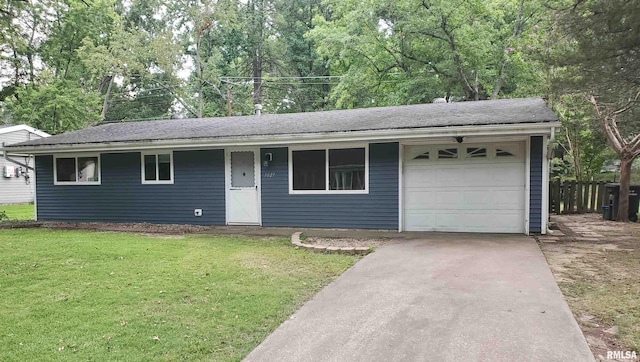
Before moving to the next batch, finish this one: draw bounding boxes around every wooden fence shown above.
[549,180,610,214]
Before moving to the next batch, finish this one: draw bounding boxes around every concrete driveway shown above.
[244,235,594,362]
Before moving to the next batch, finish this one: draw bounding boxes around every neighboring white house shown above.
[0,125,51,204]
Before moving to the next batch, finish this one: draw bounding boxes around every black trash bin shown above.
[602,205,612,220]
[630,192,639,222]
[605,183,640,221]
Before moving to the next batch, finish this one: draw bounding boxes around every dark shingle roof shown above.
[8,98,556,148]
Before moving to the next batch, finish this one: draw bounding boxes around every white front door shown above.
[226,149,260,225]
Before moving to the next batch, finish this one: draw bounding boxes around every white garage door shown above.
[404,143,525,233]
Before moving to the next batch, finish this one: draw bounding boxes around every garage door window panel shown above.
[466,147,487,158]
[496,145,518,158]
[414,151,430,160]
[438,148,458,159]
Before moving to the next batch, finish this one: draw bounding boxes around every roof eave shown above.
[0,125,51,138]
[3,121,560,154]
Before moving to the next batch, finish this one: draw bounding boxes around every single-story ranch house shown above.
[3,98,559,234]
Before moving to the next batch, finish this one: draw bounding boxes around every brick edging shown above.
[290,232,372,255]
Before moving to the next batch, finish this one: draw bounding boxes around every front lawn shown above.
[0,229,359,361]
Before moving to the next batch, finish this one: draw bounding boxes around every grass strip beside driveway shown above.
[0,229,359,361]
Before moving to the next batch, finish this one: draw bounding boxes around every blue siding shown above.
[260,143,399,229]
[35,150,225,225]
[529,136,543,233]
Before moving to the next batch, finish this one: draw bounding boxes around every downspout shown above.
[2,143,35,171]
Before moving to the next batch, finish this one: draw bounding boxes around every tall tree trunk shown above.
[589,93,640,222]
[617,157,632,222]
[99,76,114,121]
[195,39,203,118]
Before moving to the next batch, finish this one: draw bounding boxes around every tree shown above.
[556,0,640,221]
[589,94,640,222]
[554,94,611,182]
[309,0,548,108]
[4,78,101,134]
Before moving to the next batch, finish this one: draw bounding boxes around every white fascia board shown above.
[3,122,561,155]
[0,125,51,138]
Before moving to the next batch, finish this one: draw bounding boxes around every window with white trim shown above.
[291,147,367,193]
[142,152,173,183]
[54,155,100,184]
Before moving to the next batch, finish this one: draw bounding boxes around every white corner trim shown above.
[33,156,38,221]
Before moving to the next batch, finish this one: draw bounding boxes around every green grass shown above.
[0,203,35,220]
[0,229,360,361]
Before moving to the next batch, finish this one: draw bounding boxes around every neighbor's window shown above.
[55,156,100,184]
[291,147,366,192]
[142,152,173,183]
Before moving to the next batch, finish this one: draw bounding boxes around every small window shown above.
[413,152,430,160]
[466,147,487,158]
[55,155,100,184]
[438,148,458,159]
[142,152,173,183]
[496,148,515,157]
[291,147,367,193]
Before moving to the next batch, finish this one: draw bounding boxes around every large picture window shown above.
[290,146,367,193]
[142,152,173,184]
[54,155,100,184]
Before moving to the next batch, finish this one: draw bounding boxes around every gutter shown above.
[2,122,561,155]
[2,142,35,170]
